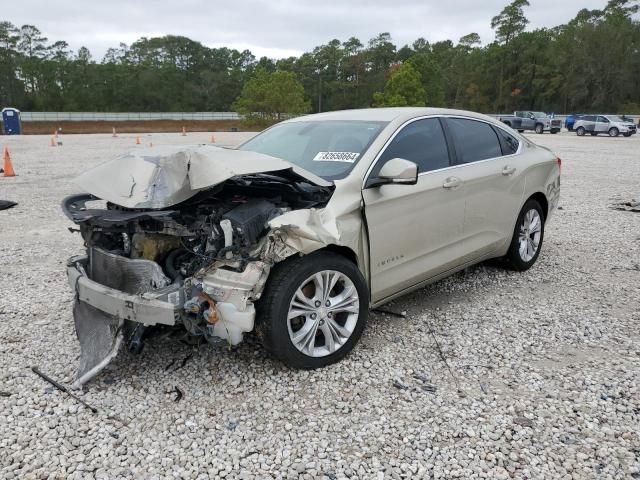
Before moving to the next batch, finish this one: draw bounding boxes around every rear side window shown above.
[446,118,502,164]
[374,118,450,175]
[494,127,520,155]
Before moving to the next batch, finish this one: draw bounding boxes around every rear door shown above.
[580,115,597,133]
[596,116,610,134]
[442,117,526,260]
[362,117,466,302]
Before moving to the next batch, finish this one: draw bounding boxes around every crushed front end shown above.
[63,147,333,387]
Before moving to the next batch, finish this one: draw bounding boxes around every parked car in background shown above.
[498,111,562,134]
[565,114,584,131]
[574,115,637,137]
[63,107,561,386]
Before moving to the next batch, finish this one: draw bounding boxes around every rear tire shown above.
[550,128,560,134]
[518,129,525,133]
[256,251,368,369]
[503,199,545,271]
[535,123,544,134]
[576,126,585,136]
[609,127,619,137]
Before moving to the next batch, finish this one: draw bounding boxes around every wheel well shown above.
[322,244,358,266]
[529,192,548,220]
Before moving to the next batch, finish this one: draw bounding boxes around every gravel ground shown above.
[0,131,639,480]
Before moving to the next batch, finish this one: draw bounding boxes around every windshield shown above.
[608,115,625,123]
[531,112,548,118]
[238,120,388,180]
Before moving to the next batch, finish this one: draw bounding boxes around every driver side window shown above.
[372,118,450,177]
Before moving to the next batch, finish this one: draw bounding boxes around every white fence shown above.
[16,111,640,123]
[19,112,241,122]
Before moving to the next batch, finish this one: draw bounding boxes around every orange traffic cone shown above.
[112,127,117,137]
[210,134,216,144]
[182,126,186,136]
[2,146,16,177]
[135,136,141,145]
[50,136,56,147]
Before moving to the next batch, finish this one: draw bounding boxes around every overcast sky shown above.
[5,0,608,60]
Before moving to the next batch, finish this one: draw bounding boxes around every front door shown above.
[362,117,466,302]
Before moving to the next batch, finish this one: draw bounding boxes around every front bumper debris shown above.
[67,251,180,387]
[67,254,180,326]
[67,248,265,386]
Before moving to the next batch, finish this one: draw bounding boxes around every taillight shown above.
[556,157,561,173]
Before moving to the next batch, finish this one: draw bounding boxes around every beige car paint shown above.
[265,109,559,305]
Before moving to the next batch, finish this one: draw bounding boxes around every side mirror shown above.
[529,114,536,120]
[367,158,418,188]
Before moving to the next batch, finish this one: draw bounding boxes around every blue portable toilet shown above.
[2,108,22,135]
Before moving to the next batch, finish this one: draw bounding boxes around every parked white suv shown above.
[574,115,637,137]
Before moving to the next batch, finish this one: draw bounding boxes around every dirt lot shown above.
[0,131,639,479]
[17,120,244,135]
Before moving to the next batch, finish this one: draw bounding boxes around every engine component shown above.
[131,233,181,262]
[222,199,277,247]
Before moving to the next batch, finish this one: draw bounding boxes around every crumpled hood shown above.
[74,145,332,209]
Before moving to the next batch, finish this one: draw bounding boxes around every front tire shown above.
[623,132,631,137]
[503,199,545,271]
[256,251,368,369]
[609,127,619,137]
[535,123,544,134]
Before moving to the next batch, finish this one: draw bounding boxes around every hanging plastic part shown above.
[219,219,234,259]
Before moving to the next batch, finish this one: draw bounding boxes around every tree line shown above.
[1,0,639,119]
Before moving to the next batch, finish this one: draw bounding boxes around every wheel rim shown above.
[518,209,542,262]
[287,270,360,358]
[610,128,618,137]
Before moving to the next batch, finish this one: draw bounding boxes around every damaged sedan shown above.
[64,108,561,386]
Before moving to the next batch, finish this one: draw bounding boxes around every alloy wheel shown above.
[287,270,360,358]
[518,209,542,262]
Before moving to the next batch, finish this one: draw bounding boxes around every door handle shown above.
[502,166,517,176]
[442,176,462,189]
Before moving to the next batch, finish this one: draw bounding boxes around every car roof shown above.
[285,107,500,125]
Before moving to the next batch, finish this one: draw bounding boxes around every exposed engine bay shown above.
[64,146,335,387]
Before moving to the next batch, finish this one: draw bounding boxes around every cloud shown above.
[4,0,608,59]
